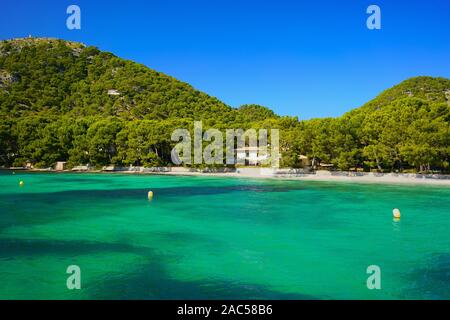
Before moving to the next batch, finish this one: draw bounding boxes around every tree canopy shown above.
[1,38,449,172]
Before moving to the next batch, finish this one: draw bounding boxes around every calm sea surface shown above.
[0,171,449,299]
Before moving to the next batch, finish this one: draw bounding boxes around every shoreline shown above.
[4,167,450,186]
[148,170,450,186]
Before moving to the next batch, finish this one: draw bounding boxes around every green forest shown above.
[1,38,449,172]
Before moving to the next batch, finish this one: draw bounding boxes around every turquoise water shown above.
[0,171,449,300]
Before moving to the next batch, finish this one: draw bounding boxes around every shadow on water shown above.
[0,184,310,232]
[401,252,450,299]
[0,238,152,258]
[1,184,309,201]
[0,237,318,300]
[86,256,318,300]
[0,180,356,238]
[0,226,224,258]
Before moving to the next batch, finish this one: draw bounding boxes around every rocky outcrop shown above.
[0,69,18,88]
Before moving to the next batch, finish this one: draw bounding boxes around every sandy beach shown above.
[158,170,450,186]
[5,167,450,186]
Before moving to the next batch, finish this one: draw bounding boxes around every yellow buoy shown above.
[19,181,24,187]
[393,208,401,219]
[147,191,154,199]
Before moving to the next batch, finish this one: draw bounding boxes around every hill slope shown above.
[347,76,450,116]
[0,38,238,121]
[0,38,449,171]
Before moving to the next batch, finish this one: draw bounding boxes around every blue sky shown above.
[1,0,449,119]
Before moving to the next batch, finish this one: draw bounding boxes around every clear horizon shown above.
[1,0,449,119]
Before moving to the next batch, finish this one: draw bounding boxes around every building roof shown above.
[235,146,265,151]
[319,163,334,167]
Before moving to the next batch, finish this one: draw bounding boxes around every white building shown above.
[55,161,67,171]
[107,89,121,96]
[235,146,269,166]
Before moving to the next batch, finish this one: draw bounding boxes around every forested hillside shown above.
[0,38,449,172]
